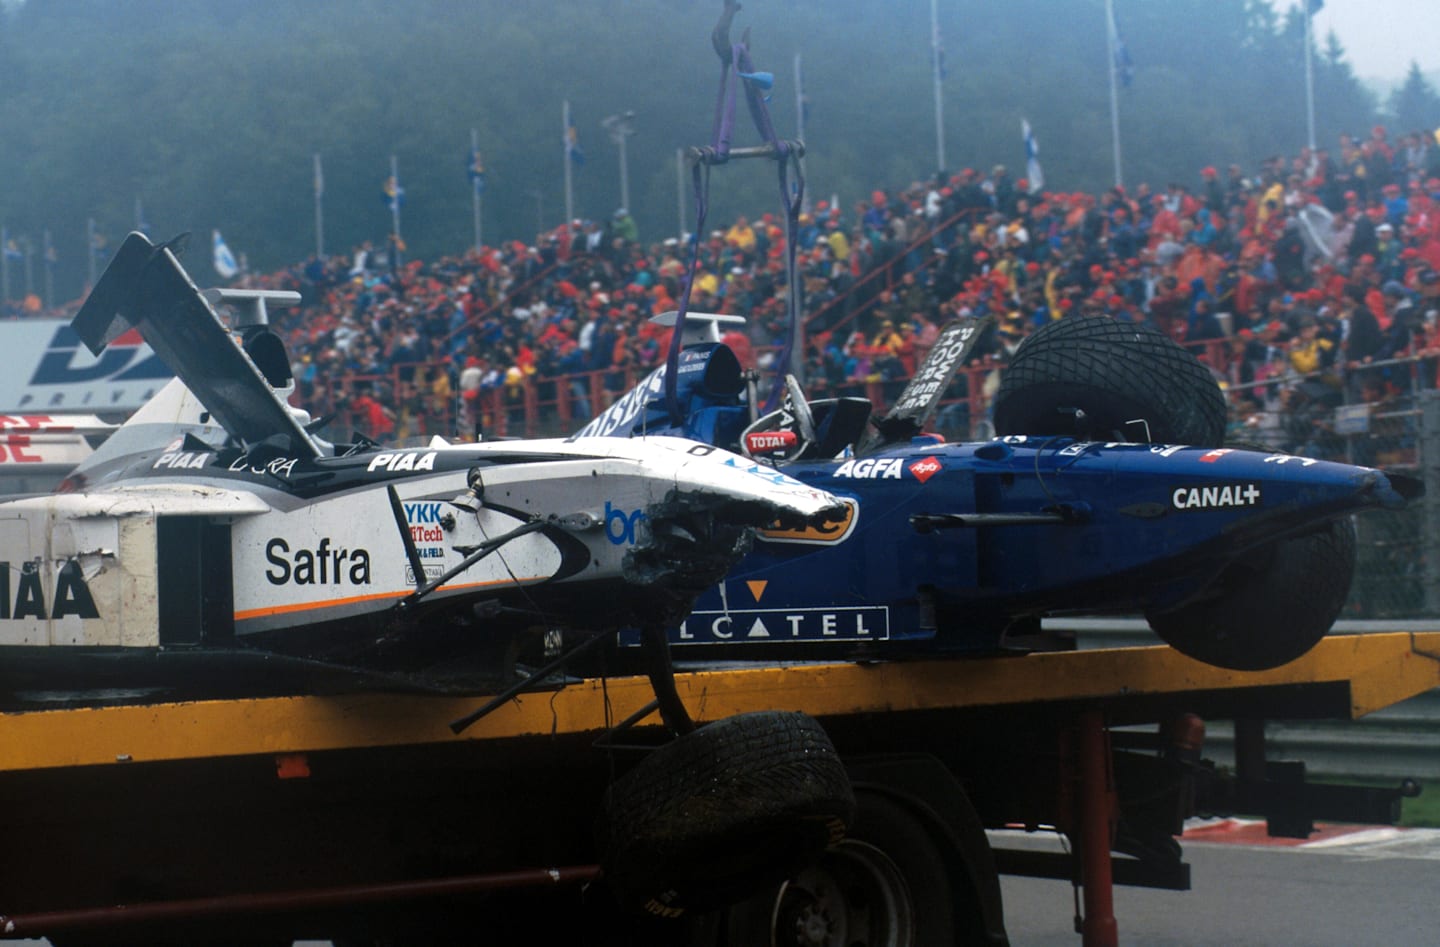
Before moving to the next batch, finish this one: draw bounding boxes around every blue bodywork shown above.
[674,437,1405,652]
[584,336,1415,656]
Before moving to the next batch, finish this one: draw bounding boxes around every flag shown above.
[212,230,239,279]
[1023,119,1044,194]
[89,229,108,258]
[382,173,404,212]
[2,237,22,262]
[1109,3,1135,87]
[468,148,486,194]
[566,123,585,166]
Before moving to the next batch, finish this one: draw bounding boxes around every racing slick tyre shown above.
[692,792,969,947]
[599,710,854,919]
[993,316,1228,447]
[1145,518,1358,671]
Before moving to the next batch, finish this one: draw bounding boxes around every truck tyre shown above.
[700,792,962,946]
[993,317,1227,447]
[600,710,854,919]
[1146,518,1357,671]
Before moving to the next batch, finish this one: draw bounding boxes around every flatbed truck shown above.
[2,630,1437,945]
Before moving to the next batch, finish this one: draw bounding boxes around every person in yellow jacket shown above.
[825,221,850,265]
[724,215,757,254]
[1287,317,1336,377]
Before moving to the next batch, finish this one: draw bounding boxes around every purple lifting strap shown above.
[662,2,806,426]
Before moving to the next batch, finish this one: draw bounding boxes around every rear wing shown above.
[72,232,321,459]
[863,316,994,450]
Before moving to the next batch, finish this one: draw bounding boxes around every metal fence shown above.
[1057,619,1440,782]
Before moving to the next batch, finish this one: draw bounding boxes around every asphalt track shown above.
[997,820,1440,946]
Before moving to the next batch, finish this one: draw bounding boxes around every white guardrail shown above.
[1045,618,1440,781]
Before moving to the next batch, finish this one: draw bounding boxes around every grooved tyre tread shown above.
[1146,518,1357,670]
[993,317,1227,447]
[600,711,854,918]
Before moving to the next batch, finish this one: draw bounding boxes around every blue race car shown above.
[582,314,1419,671]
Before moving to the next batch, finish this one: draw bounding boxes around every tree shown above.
[1389,61,1440,134]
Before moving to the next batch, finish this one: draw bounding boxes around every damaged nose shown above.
[1370,470,1424,509]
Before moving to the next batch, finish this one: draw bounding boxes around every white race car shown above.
[0,232,842,702]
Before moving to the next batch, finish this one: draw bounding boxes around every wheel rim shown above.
[766,839,915,947]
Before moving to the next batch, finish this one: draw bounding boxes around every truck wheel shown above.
[1146,518,1357,670]
[600,711,854,919]
[703,792,960,946]
[993,317,1227,447]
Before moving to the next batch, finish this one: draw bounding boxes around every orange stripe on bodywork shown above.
[233,575,551,622]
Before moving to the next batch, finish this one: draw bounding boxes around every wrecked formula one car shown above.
[586,313,1420,671]
[0,233,845,703]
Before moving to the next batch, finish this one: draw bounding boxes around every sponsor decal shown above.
[21,324,170,409]
[264,538,372,585]
[758,497,860,545]
[722,455,805,486]
[887,320,983,417]
[401,501,452,583]
[1263,454,1318,467]
[908,456,942,483]
[744,430,797,455]
[0,415,107,465]
[1057,442,1187,457]
[604,501,648,545]
[1,415,77,433]
[674,605,890,643]
[366,451,438,473]
[155,451,213,470]
[228,455,297,477]
[1199,448,1234,464]
[0,436,42,463]
[834,457,906,480]
[0,559,100,620]
[1171,483,1261,510]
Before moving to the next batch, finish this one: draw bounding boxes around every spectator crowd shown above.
[12,125,1440,458]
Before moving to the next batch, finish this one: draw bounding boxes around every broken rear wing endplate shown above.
[72,232,321,459]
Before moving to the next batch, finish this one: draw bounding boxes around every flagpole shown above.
[676,147,687,244]
[471,128,484,253]
[86,218,97,289]
[42,230,53,309]
[563,99,575,247]
[1,225,9,303]
[314,153,325,258]
[1303,1,1317,152]
[930,0,946,173]
[794,52,811,216]
[1106,0,1123,188]
[389,154,402,245]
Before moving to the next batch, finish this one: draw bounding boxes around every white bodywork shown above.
[0,435,837,648]
[0,231,841,659]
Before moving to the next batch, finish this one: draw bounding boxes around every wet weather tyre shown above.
[700,792,964,947]
[1146,518,1357,671]
[599,711,855,919]
[993,317,1228,447]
